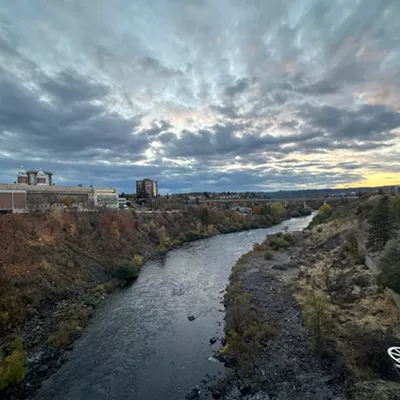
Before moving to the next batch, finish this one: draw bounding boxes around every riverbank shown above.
[218,213,400,398]
[0,205,310,399]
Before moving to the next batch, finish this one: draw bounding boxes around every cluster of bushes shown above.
[269,232,294,250]
[290,205,312,218]
[253,232,295,253]
[309,203,333,226]
[223,281,273,379]
[0,338,28,390]
[113,260,140,283]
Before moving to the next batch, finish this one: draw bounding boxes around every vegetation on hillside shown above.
[0,338,28,391]
[223,259,273,380]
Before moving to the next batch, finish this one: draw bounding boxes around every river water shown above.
[36,214,314,400]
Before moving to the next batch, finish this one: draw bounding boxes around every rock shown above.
[209,387,222,399]
[249,393,271,400]
[209,337,217,345]
[285,261,298,268]
[188,315,196,321]
[272,264,287,271]
[37,365,49,377]
[185,387,200,400]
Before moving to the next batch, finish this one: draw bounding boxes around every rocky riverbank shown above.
[217,218,400,399]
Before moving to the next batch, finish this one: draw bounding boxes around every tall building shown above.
[136,179,158,199]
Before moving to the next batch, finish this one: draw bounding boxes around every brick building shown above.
[136,179,158,199]
[17,166,53,186]
[0,189,27,214]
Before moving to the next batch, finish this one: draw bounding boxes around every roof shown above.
[26,170,53,175]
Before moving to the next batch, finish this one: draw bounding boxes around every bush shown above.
[253,242,268,251]
[282,232,294,243]
[264,250,274,260]
[297,291,332,351]
[223,278,273,380]
[133,254,142,266]
[48,320,81,347]
[0,337,28,390]
[113,260,139,282]
[269,236,290,250]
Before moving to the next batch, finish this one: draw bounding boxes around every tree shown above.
[367,195,394,252]
[62,196,74,209]
[378,239,400,293]
[319,203,332,216]
[271,203,285,217]
[47,209,63,236]
[391,195,400,230]
[199,207,210,226]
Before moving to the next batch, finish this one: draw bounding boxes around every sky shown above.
[1,0,400,194]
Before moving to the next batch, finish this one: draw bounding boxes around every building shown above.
[93,187,119,209]
[0,167,121,213]
[118,197,128,209]
[136,179,158,199]
[0,188,27,214]
[17,166,53,186]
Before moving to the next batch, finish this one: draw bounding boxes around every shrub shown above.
[282,232,294,243]
[269,236,290,250]
[133,254,142,266]
[223,278,273,380]
[113,260,139,281]
[253,242,268,251]
[0,337,28,390]
[48,320,81,347]
[264,250,274,260]
[297,291,332,351]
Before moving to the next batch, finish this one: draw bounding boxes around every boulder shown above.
[272,264,287,271]
[185,388,200,400]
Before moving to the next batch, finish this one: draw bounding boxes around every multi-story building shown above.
[17,166,53,186]
[136,179,158,199]
[92,187,119,209]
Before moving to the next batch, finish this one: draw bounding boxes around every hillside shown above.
[217,194,400,399]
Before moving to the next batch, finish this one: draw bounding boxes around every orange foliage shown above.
[252,206,262,215]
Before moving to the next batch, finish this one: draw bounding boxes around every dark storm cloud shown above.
[1,0,400,191]
[40,69,109,105]
[299,104,400,142]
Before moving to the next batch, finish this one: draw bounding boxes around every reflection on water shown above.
[36,214,314,400]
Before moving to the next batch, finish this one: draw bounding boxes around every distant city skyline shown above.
[1,1,400,193]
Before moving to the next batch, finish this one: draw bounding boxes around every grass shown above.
[48,320,82,347]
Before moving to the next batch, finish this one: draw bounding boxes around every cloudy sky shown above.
[1,0,400,193]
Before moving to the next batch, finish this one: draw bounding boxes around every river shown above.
[35,214,314,400]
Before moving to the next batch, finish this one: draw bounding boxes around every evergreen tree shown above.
[367,195,394,251]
